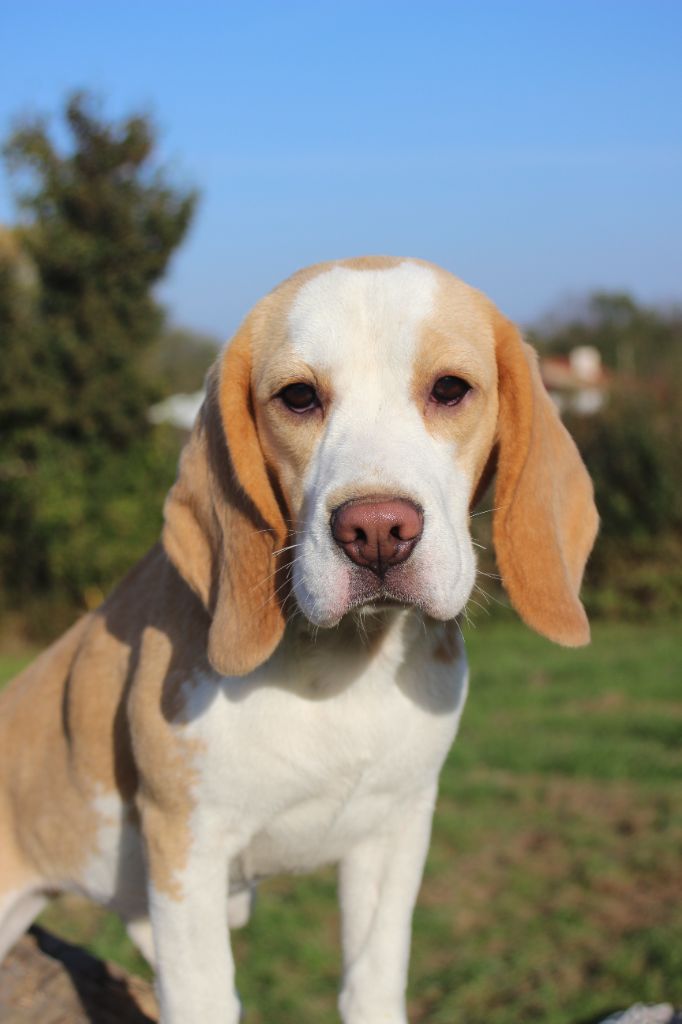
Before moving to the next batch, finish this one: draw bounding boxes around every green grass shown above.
[1,617,680,1022]
[0,651,37,685]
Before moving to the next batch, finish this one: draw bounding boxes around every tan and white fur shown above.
[0,257,598,1023]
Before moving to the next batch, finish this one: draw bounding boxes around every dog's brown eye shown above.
[279,382,319,413]
[431,375,471,406]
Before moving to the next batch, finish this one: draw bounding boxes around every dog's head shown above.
[163,257,598,676]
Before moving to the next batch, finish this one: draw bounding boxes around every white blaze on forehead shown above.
[287,261,437,374]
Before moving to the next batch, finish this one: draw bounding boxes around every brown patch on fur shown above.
[105,549,211,900]
[0,613,127,886]
[160,673,188,725]
[254,357,332,517]
[107,550,212,901]
[0,545,212,902]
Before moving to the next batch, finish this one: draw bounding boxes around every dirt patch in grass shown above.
[422,768,680,923]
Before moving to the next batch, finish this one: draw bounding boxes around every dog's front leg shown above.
[337,785,437,1024]
[142,804,241,1024]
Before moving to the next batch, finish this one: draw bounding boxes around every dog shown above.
[0,256,597,1023]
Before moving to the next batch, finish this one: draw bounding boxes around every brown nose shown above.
[330,498,423,575]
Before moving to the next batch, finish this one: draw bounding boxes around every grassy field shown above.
[1,616,680,1022]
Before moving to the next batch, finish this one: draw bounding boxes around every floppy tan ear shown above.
[492,315,599,646]
[162,320,288,676]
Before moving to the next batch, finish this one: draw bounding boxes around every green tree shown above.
[2,91,196,445]
[0,93,196,619]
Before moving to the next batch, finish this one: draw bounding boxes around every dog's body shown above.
[0,257,597,1023]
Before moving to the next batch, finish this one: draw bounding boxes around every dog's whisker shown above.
[461,604,476,630]
[271,542,303,558]
[270,570,296,600]
[469,505,505,518]
[466,596,490,617]
[254,562,297,613]
[474,581,507,609]
[249,568,281,593]
[249,554,299,594]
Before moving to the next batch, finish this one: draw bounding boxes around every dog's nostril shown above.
[355,528,368,544]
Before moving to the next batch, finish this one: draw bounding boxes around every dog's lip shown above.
[362,596,411,610]
[341,563,423,612]
[348,587,418,615]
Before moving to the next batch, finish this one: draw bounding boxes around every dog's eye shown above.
[431,375,471,406]
[279,382,319,413]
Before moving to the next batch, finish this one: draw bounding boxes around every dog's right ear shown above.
[162,319,288,677]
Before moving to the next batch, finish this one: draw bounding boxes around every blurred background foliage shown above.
[0,92,680,640]
[0,93,209,635]
[530,296,682,620]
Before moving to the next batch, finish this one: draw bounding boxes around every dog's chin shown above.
[296,564,466,629]
[300,597,414,630]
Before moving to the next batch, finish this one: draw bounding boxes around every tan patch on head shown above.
[410,270,500,499]
[252,351,331,517]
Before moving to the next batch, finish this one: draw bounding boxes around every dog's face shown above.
[163,257,598,676]
[253,259,498,627]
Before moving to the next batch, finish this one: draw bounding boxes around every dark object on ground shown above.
[0,925,158,1023]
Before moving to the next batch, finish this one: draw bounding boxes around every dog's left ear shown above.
[492,315,599,646]
[163,318,288,676]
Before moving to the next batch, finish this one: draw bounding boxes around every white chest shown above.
[178,620,469,882]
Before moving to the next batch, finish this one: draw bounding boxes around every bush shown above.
[0,426,180,626]
[565,391,682,618]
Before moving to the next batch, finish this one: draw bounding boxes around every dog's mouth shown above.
[293,551,451,629]
[343,565,423,614]
[358,595,412,612]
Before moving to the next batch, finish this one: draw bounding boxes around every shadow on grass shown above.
[29,924,156,1023]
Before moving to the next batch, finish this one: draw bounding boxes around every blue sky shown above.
[1,1,680,338]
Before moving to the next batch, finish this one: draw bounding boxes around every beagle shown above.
[0,257,597,1023]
